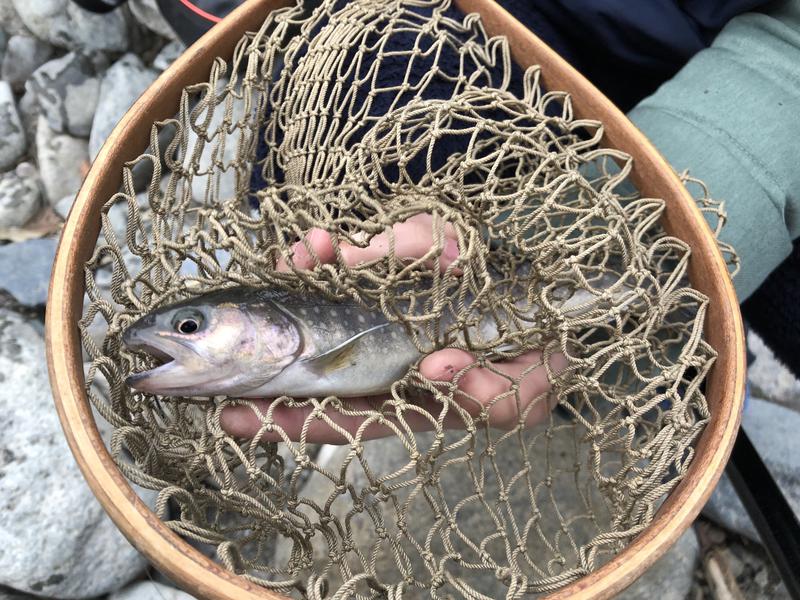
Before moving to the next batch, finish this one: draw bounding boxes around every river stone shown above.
[35,115,88,203]
[703,397,800,542]
[0,309,151,597]
[0,238,55,306]
[90,53,158,160]
[11,0,129,53]
[0,83,26,171]
[0,162,40,228]
[1,35,53,92]
[616,528,699,600]
[109,580,196,600]
[28,52,104,137]
[129,0,177,40]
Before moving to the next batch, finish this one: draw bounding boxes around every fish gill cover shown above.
[79,0,738,597]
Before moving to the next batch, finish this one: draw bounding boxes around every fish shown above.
[123,275,641,399]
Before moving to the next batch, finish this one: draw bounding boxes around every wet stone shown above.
[152,39,185,71]
[27,51,105,137]
[0,82,26,171]
[0,162,40,228]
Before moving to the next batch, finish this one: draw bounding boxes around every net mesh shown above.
[78,1,738,597]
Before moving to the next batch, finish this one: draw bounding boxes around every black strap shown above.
[70,0,128,13]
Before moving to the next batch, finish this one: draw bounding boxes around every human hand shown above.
[220,215,567,443]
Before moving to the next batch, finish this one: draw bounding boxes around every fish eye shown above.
[172,310,204,335]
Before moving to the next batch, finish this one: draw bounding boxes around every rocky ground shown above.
[0,0,798,598]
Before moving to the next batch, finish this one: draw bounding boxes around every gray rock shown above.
[129,0,177,40]
[0,0,29,36]
[703,397,800,541]
[90,53,158,160]
[0,309,151,597]
[109,580,197,600]
[35,115,88,203]
[0,238,55,305]
[152,39,185,72]
[1,35,53,92]
[616,528,699,600]
[0,83,26,171]
[11,0,129,53]
[28,52,104,137]
[0,162,40,228]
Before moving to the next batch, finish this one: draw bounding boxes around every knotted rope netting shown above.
[79,0,739,597]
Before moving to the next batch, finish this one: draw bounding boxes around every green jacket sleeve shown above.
[627,0,800,301]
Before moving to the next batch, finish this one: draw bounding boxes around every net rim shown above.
[44,0,745,598]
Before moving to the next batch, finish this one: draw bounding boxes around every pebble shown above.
[0,308,152,597]
[89,53,158,160]
[0,238,55,306]
[1,35,53,92]
[35,115,88,203]
[27,52,105,137]
[129,0,178,40]
[109,580,197,600]
[152,39,185,72]
[703,397,800,542]
[0,162,41,229]
[617,528,699,600]
[0,82,26,171]
[11,0,129,53]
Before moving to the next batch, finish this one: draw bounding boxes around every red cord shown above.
[177,0,221,23]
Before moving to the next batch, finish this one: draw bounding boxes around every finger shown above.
[338,218,459,272]
[276,228,335,272]
[420,348,567,429]
[276,216,459,273]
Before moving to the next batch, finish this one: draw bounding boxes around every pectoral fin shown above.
[302,324,389,375]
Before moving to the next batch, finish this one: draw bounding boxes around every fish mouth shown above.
[124,340,178,389]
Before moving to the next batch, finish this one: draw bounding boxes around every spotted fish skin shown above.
[245,289,422,397]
